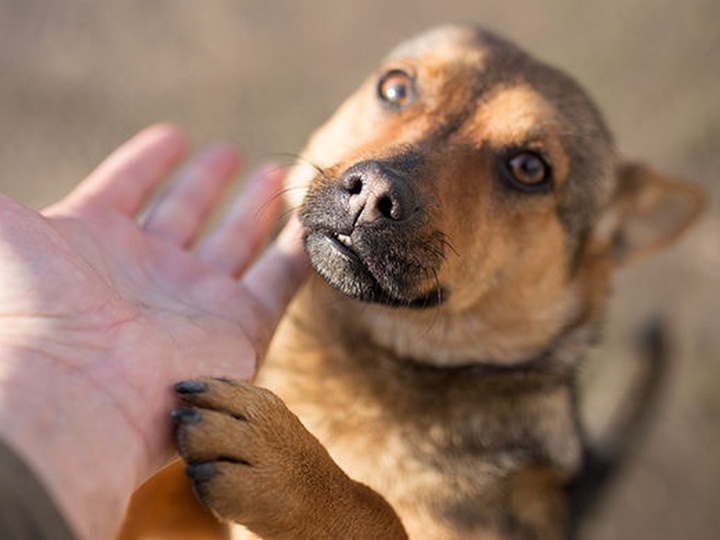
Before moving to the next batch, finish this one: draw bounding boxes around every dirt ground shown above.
[0,1,718,538]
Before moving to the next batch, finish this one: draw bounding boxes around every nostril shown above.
[345,175,363,195]
[377,196,395,219]
[340,161,419,224]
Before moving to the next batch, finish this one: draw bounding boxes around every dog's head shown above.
[289,26,705,367]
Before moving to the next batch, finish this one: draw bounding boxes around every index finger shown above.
[64,124,189,215]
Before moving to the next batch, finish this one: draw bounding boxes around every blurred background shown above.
[0,1,717,538]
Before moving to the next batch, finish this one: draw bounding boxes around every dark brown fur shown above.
[120,26,705,540]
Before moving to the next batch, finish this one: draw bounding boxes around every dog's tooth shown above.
[337,233,353,247]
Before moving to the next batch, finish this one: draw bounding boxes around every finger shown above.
[239,216,309,355]
[65,124,189,215]
[142,145,241,247]
[196,164,284,275]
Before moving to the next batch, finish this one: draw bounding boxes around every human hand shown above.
[0,124,307,540]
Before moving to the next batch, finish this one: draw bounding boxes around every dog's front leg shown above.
[172,377,407,540]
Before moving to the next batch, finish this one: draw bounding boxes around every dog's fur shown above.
[120,26,705,540]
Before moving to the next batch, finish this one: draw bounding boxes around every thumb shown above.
[239,215,309,354]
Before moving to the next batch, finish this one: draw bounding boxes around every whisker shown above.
[414,266,442,338]
[261,152,305,166]
[436,233,458,259]
[264,153,333,183]
[276,206,302,224]
[431,267,443,322]
[253,188,303,221]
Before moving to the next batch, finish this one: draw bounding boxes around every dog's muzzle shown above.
[300,158,447,309]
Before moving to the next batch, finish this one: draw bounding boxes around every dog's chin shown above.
[303,231,445,309]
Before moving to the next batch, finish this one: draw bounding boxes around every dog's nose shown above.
[340,161,419,225]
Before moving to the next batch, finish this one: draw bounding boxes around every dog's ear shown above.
[598,162,706,265]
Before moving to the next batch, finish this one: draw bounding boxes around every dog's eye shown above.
[504,151,552,191]
[378,70,414,107]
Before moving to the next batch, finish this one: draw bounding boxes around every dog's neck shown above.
[267,276,595,471]
[296,274,602,371]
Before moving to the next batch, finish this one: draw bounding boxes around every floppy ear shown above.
[601,162,706,265]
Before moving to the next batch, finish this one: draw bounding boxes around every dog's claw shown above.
[170,408,202,424]
[186,462,217,481]
[174,380,208,394]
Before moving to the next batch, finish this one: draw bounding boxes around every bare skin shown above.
[0,124,308,540]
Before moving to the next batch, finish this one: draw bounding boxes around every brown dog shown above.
[121,25,705,540]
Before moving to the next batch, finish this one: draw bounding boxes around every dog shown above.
[119,25,705,540]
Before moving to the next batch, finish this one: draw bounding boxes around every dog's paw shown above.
[172,377,350,538]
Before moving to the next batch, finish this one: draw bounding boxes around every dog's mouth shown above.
[299,156,448,309]
[303,227,446,309]
[327,231,359,261]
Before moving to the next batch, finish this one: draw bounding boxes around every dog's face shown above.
[291,26,704,367]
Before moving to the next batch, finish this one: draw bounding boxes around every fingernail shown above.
[174,381,208,394]
[170,409,202,424]
[186,462,217,481]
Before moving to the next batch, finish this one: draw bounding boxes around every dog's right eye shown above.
[377,70,414,107]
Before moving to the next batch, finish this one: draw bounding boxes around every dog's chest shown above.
[261,314,582,537]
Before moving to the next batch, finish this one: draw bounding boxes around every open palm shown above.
[0,125,307,540]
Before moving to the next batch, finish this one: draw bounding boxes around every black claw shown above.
[174,380,208,394]
[170,409,202,424]
[186,462,217,481]
[214,377,233,384]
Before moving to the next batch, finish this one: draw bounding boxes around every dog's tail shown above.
[567,318,671,534]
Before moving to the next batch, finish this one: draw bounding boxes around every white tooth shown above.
[337,233,352,247]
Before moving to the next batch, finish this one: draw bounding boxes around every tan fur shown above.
[117,461,225,540]
[120,25,705,540]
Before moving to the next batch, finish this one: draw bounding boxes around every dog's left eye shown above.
[503,151,552,192]
[378,70,414,107]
